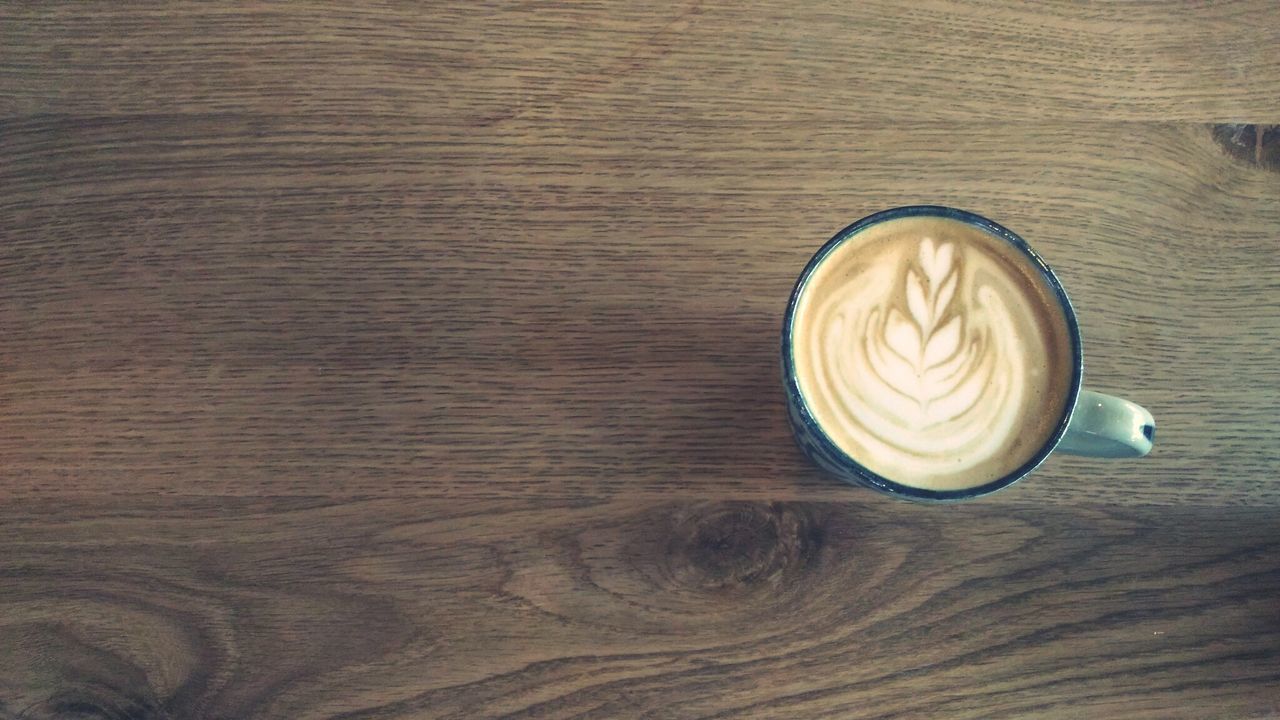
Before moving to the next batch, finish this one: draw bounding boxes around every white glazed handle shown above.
[1055,389,1154,458]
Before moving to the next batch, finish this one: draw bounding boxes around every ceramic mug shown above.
[781,206,1154,501]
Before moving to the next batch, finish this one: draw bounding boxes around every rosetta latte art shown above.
[803,237,1027,479]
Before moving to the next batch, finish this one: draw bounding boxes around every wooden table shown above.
[3,3,1279,718]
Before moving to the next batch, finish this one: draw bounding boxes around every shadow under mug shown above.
[781,206,1154,502]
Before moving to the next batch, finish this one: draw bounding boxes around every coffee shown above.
[790,215,1075,491]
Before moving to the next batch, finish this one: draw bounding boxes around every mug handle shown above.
[1055,389,1155,458]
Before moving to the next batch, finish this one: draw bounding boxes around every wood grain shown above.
[3,118,1278,505]
[1,496,1279,719]
[3,2,1279,122]
[3,2,1280,718]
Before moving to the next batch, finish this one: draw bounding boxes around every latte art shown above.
[791,216,1074,491]
[812,237,1025,467]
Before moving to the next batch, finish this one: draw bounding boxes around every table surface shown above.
[3,3,1280,718]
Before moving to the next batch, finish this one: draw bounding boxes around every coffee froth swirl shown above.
[801,237,1031,484]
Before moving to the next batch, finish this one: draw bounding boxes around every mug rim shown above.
[781,205,1085,501]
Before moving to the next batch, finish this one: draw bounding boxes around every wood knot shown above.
[666,503,824,593]
[11,688,165,720]
[1211,124,1280,171]
[0,623,174,720]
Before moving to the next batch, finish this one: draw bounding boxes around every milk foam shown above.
[793,218,1072,490]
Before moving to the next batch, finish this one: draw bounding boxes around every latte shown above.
[790,215,1075,491]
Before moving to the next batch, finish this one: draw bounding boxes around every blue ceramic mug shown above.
[781,206,1154,501]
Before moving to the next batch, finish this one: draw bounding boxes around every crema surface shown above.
[791,216,1075,491]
